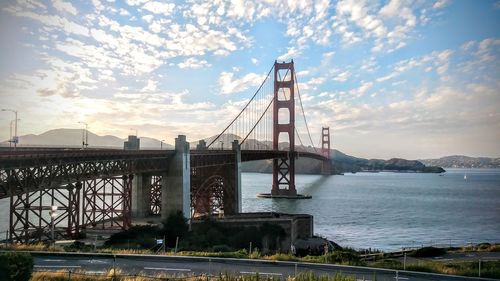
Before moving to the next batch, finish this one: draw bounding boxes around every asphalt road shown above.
[32,253,496,281]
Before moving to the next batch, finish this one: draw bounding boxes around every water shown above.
[1,168,499,251]
[242,168,500,251]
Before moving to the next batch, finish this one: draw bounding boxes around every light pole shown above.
[220,140,224,150]
[9,120,14,148]
[49,205,58,245]
[78,121,88,149]
[2,109,18,149]
[160,139,165,150]
[130,128,138,136]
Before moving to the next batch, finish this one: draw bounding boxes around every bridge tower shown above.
[321,127,330,158]
[272,61,296,196]
[321,127,332,174]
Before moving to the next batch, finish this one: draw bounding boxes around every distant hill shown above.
[420,155,500,168]
[0,128,174,149]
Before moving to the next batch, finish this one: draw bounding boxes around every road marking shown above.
[35,265,81,268]
[240,271,283,276]
[43,259,65,262]
[88,259,107,264]
[144,267,191,272]
[356,279,372,281]
[86,270,106,274]
[393,277,409,280]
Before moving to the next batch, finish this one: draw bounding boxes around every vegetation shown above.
[2,226,499,280]
[105,212,286,253]
[0,252,34,281]
[370,259,500,279]
[303,250,364,266]
[410,246,446,257]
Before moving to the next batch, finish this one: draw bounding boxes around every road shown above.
[31,253,496,281]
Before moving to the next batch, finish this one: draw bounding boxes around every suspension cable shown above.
[294,71,317,153]
[207,64,275,148]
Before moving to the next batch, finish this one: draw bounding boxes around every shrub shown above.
[411,247,446,257]
[105,225,160,248]
[64,241,92,252]
[212,244,233,252]
[162,211,189,247]
[371,259,403,270]
[0,252,34,281]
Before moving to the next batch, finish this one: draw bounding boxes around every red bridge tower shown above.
[272,61,296,196]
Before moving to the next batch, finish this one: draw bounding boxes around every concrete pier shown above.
[161,135,191,220]
[232,140,242,213]
[131,173,151,218]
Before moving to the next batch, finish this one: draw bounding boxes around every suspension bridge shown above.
[0,60,332,243]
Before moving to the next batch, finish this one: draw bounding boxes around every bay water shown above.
[243,168,500,251]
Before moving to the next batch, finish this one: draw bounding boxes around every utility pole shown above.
[9,120,13,149]
[49,206,58,246]
[2,109,19,150]
[160,139,165,150]
[78,122,89,149]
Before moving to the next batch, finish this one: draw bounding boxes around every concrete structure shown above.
[162,135,191,220]
[193,212,313,253]
[124,135,140,150]
[232,140,242,213]
[131,173,151,218]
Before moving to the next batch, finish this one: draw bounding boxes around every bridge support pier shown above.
[131,173,151,219]
[161,135,191,220]
[232,140,242,213]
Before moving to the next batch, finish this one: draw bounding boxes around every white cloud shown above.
[6,10,89,37]
[142,15,154,23]
[178,58,211,69]
[218,71,266,95]
[433,0,450,9]
[52,0,77,15]
[376,72,396,82]
[278,46,301,61]
[119,8,130,16]
[125,0,148,6]
[251,58,259,65]
[333,71,350,82]
[350,81,373,98]
[142,1,175,15]
[149,21,162,33]
[141,80,158,92]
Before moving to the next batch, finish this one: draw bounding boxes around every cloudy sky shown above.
[0,0,499,159]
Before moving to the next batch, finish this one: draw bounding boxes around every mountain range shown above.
[420,155,500,168]
[0,128,174,149]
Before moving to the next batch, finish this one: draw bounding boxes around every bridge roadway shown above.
[31,252,489,281]
[0,148,327,199]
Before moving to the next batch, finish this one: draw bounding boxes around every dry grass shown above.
[0,242,61,252]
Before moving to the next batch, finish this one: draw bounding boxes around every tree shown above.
[162,211,189,247]
[0,252,34,281]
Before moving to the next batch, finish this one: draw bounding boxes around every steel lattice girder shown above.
[82,175,132,230]
[150,175,162,215]
[9,184,80,243]
[0,155,171,199]
[190,163,236,217]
